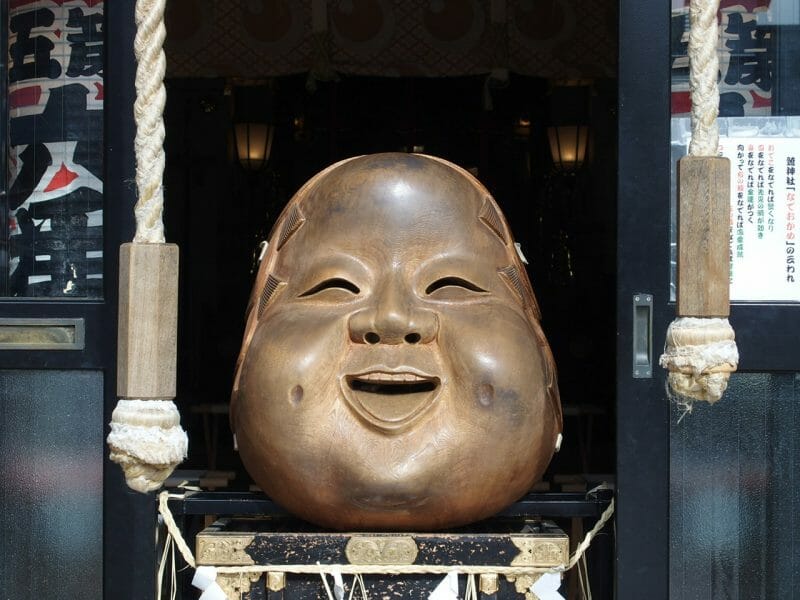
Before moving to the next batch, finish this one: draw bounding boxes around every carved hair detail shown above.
[478,198,508,244]
[498,265,526,303]
[276,206,306,250]
[498,264,542,322]
[257,274,285,319]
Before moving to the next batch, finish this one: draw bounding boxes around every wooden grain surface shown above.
[117,243,179,398]
[677,156,731,317]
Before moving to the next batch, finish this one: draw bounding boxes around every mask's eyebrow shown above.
[296,252,371,282]
[478,198,508,244]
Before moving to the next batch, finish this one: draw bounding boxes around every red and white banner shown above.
[7,0,104,297]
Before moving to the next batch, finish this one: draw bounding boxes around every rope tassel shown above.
[660,317,738,404]
[660,0,739,406]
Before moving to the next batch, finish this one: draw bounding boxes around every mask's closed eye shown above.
[425,277,488,297]
[299,278,360,297]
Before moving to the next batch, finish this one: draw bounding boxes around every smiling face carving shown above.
[232,153,562,530]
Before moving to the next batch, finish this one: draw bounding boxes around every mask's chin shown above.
[351,491,432,511]
[340,369,441,433]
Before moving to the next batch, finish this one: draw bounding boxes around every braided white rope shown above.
[663,0,739,405]
[110,0,184,494]
[688,0,720,157]
[133,0,167,243]
[564,497,615,571]
[158,493,197,569]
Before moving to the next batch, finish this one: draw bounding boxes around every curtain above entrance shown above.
[164,0,616,80]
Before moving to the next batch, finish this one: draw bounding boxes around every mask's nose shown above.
[348,282,438,345]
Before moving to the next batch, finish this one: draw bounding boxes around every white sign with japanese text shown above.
[721,137,800,301]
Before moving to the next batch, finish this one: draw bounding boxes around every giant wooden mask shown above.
[231,153,562,530]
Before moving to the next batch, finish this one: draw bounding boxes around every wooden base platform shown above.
[196,517,569,599]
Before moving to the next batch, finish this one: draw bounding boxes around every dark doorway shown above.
[162,73,617,486]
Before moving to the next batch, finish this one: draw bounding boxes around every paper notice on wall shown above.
[721,137,800,301]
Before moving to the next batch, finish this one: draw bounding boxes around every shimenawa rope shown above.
[107,0,187,493]
[133,0,167,243]
[687,0,720,157]
[659,0,740,405]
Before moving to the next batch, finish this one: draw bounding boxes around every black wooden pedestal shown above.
[165,489,614,600]
[196,517,569,599]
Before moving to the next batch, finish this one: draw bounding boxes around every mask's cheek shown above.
[440,304,546,418]
[238,307,349,426]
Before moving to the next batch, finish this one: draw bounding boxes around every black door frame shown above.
[105,2,687,598]
[102,2,677,597]
[104,3,157,598]
[0,3,154,599]
[616,1,671,597]
[617,2,800,598]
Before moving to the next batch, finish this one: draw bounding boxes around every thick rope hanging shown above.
[659,0,739,406]
[133,0,167,243]
[107,0,187,493]
[687,0,720,158]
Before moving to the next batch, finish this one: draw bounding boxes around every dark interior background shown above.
[162,73,618,485]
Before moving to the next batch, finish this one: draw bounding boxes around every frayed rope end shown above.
[659,316,738,407]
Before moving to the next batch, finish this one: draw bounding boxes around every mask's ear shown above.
[468,171,558,437]
[229,235,279,435]
[544,341,563,438]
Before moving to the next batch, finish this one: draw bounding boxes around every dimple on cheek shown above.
[289,385,304,405]
[474,382,522,411]
[476,383,495,407]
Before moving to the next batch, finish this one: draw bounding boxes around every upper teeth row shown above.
[358,372,426,382]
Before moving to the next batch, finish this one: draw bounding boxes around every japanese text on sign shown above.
[723,137,800,301]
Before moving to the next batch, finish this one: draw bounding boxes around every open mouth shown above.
[348,372,438,395]
[342,370,440,432]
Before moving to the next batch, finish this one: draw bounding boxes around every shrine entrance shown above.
[2,2,799,599]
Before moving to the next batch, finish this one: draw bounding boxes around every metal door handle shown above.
[632,294,653,378]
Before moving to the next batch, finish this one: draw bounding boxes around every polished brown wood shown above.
[232,154,562,530]
[117,242,179,398]
[677,156,731,317]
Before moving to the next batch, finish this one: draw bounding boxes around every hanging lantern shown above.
[234,122,274,171]
[547,124,589,171]
[547,80,592,172]
[231,83,274,171]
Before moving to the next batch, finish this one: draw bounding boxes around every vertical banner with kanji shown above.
[721,136,800,301]
[7,0,104,297]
